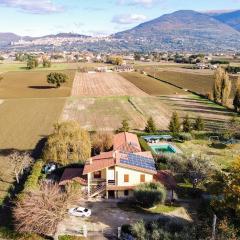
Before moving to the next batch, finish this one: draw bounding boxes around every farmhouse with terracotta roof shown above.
[60,132,158,199]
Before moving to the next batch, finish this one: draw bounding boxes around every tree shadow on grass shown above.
[28,86,55,90]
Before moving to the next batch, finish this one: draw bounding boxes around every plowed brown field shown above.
[71,72,148,97]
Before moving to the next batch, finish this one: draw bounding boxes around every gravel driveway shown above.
[57,199,191,239]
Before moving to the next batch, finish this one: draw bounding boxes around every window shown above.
[124,174,129,183]
[93,171,101,179]
[140,174,145,183]
[124,190,129,196]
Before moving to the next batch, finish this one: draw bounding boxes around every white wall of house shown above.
[115,166,153,186]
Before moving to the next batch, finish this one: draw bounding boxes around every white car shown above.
[68,207,91,217]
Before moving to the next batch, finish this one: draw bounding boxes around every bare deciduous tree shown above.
[9,151,33,183]
[13,183,79,237]
[213,67,232,106]
[91,131,113,153]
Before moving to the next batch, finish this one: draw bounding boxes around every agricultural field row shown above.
[72,72,147,97]
[0,98,65,200]
[120,72,187,95]
[0,70,75,99]
[0,62,108,73]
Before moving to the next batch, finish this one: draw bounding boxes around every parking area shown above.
[57,199,191,238]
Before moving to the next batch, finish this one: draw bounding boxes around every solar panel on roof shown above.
[120,153,156,171]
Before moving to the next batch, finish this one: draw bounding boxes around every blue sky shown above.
[0,0,239,36]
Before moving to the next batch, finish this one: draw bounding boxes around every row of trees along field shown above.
[118,113,204,135]
[212,67,240,112]
[27,57,51,69]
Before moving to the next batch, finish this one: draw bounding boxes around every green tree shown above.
[193,116,205,131]
[27,58,38,69]
[133,182,166,208]
[222,157,240,217]
[43,121,91,165]
[0,56,4,61]
[182,114,191,132]
[118,119,130,132]
[145,117,157,133]
[233,85,240,112]
[42,58,51,68]
[47,72,68,88]
[168,112,181,134]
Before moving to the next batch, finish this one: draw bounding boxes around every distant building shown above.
[114,65,134,72]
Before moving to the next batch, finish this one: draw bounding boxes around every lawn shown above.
[0,62,108,73]
[176,139,240,169]
[117,201,180,214]
[0,98,65,201]
[120,72,187,95]
[0,70,75,98]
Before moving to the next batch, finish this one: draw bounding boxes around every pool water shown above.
[151,144,177,154]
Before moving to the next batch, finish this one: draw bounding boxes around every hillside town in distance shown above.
[1,3,240,240]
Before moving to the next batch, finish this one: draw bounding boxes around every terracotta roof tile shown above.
[83,158,115,175]
[113,132,141,152]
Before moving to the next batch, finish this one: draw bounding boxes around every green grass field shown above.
[0,70,75,99]
[0,62,109,73]
[61,96,146,131]
[176,139,240,169]
[0,98,65,201]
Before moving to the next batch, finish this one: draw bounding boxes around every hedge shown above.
[134,182,167,208]
[23,160,43,191]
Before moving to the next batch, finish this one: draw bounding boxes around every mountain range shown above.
[1,9,240,52]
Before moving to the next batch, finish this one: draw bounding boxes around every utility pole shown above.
[212,214,217,240]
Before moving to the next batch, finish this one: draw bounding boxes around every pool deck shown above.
[148,141,182,154]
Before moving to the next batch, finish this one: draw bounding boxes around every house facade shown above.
[82,132,157,199]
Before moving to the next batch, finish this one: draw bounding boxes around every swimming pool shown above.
[150,144,177,154]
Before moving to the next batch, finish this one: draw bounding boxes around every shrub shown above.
[177,132,193,141]
[139,138,152,152]
[134,182,167,208]
[131,220,146,240]
[191,131,209,140]
[58,236,87,240]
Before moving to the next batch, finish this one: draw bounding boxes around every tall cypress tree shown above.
[169,112,181,134]
[194,116,205,131]
[182,114,191,132]
[233,86,240,112]
[145,117,157,133]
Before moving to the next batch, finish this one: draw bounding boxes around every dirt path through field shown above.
[71,72,148,97]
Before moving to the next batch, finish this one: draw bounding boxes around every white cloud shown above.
[118,0,160,7]
[112,13,147,24]
[0,0,64,14]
